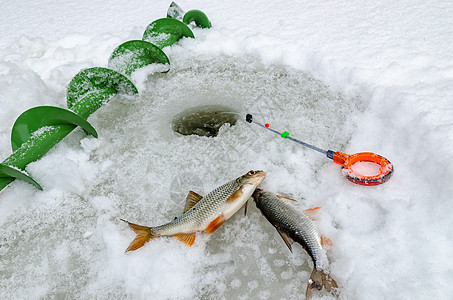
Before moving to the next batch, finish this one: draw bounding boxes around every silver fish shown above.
[253,189,338,299]
[122,170,266,251]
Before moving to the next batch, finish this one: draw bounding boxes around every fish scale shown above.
[155,180,239,235]
[253,191,325,270]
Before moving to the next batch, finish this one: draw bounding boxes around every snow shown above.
[1,0,453,299]
[348,161,382,177]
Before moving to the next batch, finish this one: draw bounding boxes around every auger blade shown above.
[66,67,138,112]
[183,10,212,28]
[142,18,194,49]
[11,106,98,151]
[0,164,42,190]
[108,40,170,76]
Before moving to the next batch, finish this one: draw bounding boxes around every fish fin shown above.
[306,268,339,299]
[276,195,297,202]
[276,228,294,252]
[321,235,333,248]
[174,232,197,246]
[121,219,159,252]
[244,200,248,216]
[205,214,226,234]
[183,191,203,213]
[303,207,322,220]
[226,186,243,203]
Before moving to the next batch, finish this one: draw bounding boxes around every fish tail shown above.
[306,268,339,299]
[121,219,159,252]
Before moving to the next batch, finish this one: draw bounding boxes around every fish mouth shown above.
[252,188,264,201]
[256,170,266,179]
[253,170,266,184]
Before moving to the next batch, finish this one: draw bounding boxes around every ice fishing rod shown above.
[245,114,393,186]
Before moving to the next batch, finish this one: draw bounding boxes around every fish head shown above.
[252,187,263,198]
[252,188,269,205]
[236,170,266,189]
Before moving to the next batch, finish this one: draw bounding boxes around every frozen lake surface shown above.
[1,1,452,299]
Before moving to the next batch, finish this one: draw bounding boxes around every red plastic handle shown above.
[332,151,393,186]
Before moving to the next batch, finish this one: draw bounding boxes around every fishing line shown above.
[245,113,393,186]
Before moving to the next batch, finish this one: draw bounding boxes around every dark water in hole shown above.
[172,105,238,137]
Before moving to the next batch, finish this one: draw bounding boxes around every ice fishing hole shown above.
[171,105,238,137]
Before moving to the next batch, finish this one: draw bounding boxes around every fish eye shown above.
[248,170,256,175]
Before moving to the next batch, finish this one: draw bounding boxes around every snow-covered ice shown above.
[1,0,453,299]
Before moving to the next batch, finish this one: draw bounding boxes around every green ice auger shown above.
[0,3,211,192]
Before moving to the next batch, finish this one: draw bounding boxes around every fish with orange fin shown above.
[252,189,339,299]
[121,170,266,251]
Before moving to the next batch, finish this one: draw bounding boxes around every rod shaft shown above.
[247,114,328,155]
[286,135,328,155]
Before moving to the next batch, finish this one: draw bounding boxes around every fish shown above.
[252,189,339,299]
[121,170,266,251]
